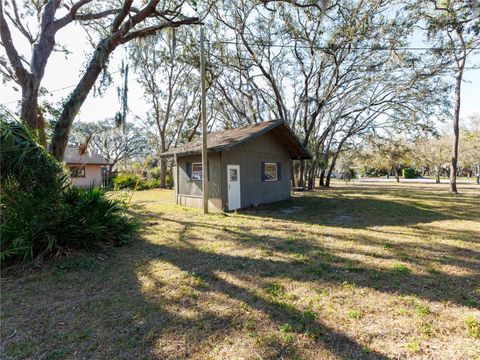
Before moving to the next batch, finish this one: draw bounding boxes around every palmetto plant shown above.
[0,111,137,264]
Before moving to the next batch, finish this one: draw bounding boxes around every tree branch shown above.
[111,0,133,32]
[120,17,200,44]
[0,1,29,85]
[31,0,62,79]
[4,0,35,43]
[54,1,133,30]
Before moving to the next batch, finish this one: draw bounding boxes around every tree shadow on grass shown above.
[130,186,479,357]
[3,224,476,359]
[241,195,472,229]
[154,216,479,307]
[248,184,480,227]
[133,239,390,359]
[131,224,479,359]
[3,187,478,359]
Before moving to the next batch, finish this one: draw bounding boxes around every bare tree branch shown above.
[4,0,35,43]
[0,1,30,84]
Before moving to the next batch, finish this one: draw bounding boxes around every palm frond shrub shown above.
[59,187,136,249]
[0,112,138,264]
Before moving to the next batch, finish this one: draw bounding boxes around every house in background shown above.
[64,146,109,188]
[161,120,311,211]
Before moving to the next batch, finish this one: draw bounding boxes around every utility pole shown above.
[200,26,208,214]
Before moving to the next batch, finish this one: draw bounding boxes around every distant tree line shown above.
[348,114,480,184]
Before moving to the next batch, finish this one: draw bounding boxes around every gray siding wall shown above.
[177,152,222,199]
[220,132,292,209]
[175,132,292,210]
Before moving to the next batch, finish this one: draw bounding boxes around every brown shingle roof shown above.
[64,146,109,165]
[161,120,311,159]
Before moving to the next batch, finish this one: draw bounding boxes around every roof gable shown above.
[64,146,109,165]
[161,120,311,160]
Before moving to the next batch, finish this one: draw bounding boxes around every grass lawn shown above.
[2,182,479,359]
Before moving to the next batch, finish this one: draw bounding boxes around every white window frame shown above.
[191,162,203,181]
[264,162,278,182]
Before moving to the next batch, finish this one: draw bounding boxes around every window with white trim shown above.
[264,162,278,181]
[191,162,203,180]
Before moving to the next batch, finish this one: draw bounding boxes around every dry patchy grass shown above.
[1,182,480,359]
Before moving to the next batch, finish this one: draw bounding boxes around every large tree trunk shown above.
[20,82,40,128]
[298,159,306,188]
[19,83,48,148]
[290,161,296,188]
[308,141,323,190]
[325,131,351,187]
[1,0,60,145]
[394,166,400,183]
[435,166,440,184]
[50,39,115,160]
[319,132,334,187]
[450,70,463,193]
[319,168,326,187]
[160,157,167,188]
[307,162,316,190]
[6,56,46,147]
[325,152,341,188]
[325,164,334,187]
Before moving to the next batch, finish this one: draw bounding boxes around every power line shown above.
[215,39,480,52]
[209,40,479,70]
[1,84,75,106]
[209,53,479,70]
[2,41,478,108]
[0,69,121,106]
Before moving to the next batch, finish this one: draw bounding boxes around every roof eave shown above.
[65,161,111,165]
[278,123,312,160]
[293,155,313,160]
[160,147,223,158]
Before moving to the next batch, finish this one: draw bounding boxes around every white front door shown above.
[227,165,241,210]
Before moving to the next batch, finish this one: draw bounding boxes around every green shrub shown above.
[113,173,163,190]
[59,187,137,248]
[0,116,138,264]
[166,174,172,187]
[138,179,160,190]
[402,168,416,179]
[112,173,140,190]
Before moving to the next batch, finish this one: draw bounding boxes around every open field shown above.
[2,182,480,359]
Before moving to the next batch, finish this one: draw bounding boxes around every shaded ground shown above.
[1,182,480,359]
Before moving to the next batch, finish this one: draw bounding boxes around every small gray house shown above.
[161,120,311,211]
